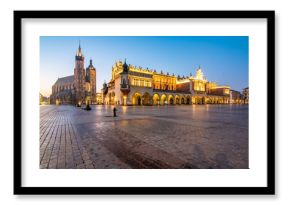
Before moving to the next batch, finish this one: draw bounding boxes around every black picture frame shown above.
[14,10,275,195]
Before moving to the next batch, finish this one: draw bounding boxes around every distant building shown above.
[102,60,231,105]
[230,90,243,104]
[50,43,97,105]
[39,93,49,105]
[96,93,103,104]
[242,87,249,104]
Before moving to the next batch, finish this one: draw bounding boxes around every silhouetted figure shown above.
[85,104,91,111]
[113,107,117,117]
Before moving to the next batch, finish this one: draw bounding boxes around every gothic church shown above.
[50,44,96,105]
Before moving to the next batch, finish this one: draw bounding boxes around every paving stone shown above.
[40,105,248,169]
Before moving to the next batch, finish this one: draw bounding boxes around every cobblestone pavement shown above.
[40,105,248,169]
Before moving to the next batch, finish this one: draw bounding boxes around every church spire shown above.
[76,41,83,57]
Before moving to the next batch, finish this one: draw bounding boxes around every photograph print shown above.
[40,36,249,169]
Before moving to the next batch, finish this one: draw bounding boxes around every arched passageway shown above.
[186,96,191,104]
[132,92,142,105]
[160,94,167,105]
[153,93,160,105]
[168,95,174,105]
[175,95,180,105]
[181,97,185,104]
[142,92,151,105]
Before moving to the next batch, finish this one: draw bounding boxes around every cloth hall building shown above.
[102,60,231,106]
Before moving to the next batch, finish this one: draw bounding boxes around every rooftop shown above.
[54,75,74,86]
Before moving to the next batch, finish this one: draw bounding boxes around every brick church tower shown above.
[74,43,86,105]
[86,59,97,103]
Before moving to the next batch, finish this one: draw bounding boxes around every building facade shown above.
[230,90,244,104]
[50,44,97,105]
[102,60,231,106]
[242,87,249,104]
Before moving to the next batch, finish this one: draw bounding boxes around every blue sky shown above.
[40,36,248,97]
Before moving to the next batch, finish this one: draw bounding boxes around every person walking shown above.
[113,107,117,117]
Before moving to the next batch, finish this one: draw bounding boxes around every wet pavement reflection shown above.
[40,104,248,169]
